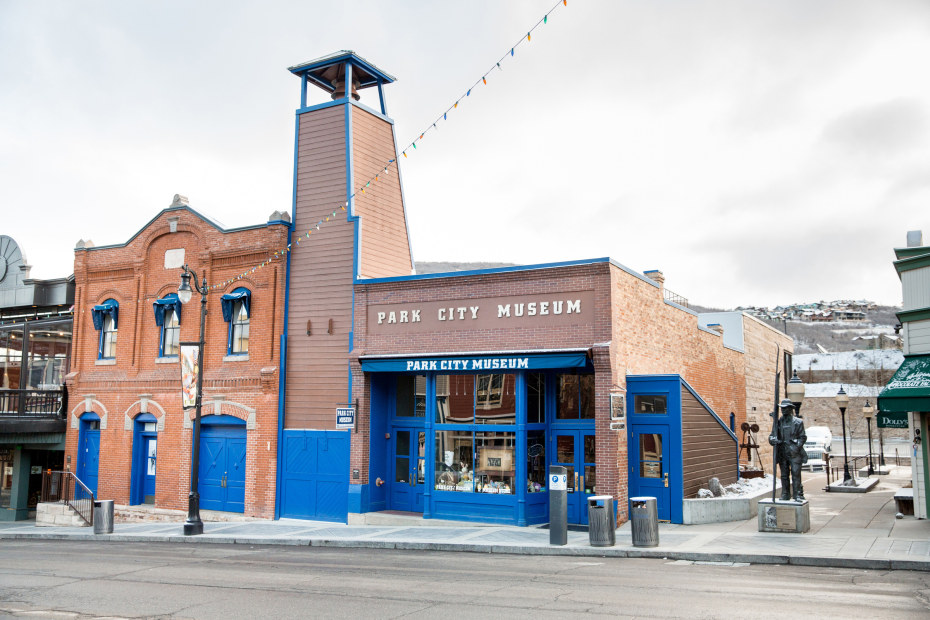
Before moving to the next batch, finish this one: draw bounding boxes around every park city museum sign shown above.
[367,290,595,334]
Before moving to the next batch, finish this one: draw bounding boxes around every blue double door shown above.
[199,421,246,513]
[551,429,596,525]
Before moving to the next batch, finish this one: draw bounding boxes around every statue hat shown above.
[778,398,795,410]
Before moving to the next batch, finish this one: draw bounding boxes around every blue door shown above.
[389,428,425,512]
[629,424,671,521]
[199,420,246,513]
[551,430,596,525]
[142,436,157,504]
[280,430,349,522]
[78,417,100,499]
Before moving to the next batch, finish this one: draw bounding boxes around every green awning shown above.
[878,353,930,413]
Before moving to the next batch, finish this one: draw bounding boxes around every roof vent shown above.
[906,230,923,247]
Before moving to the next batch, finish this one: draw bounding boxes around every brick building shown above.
[274,52,792,526]
[64,199,288,518]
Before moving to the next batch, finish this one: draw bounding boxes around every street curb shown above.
[3,531,929,572]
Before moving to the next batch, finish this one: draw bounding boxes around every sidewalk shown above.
[2,470,927,572]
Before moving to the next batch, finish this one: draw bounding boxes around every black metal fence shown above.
[40,470,94,526]
[0,389,66,417]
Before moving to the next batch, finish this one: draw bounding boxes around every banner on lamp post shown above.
[180,343,200,409]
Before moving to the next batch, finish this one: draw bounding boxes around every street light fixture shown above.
[835,386,852,483]
[862,400,875,476]
[178,264,207,536]
[786,370,806,417]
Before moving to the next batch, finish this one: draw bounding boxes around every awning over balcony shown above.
[878,353,930,413]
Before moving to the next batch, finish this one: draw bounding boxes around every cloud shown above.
[821,98,927,157]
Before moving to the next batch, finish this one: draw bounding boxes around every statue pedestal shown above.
[757,498,810,533]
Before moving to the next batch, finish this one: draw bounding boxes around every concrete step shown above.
[35,502,90,527]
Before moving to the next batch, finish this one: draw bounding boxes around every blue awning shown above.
[221,289,251,323]
[91,299,119,331]
[359,352,591,373]
[153,293,181,327]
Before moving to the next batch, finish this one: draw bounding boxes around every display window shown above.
[526,430,546,493]
[527,373,545,424]
[556,373,595,420]
[395,374,426,417]
[435,374,516,424]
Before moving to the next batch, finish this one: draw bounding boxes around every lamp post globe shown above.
[835,386,851,483]
[786,370,805,417]
[862,400,875,476]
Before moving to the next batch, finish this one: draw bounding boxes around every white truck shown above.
[804,426,833,471]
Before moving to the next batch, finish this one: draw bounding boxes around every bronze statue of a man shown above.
[769,399,807,501]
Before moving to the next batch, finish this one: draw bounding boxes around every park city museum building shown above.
[64,200,289,517]
[275,52,791,527]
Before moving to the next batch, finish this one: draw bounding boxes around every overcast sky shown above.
[2,1,928,308]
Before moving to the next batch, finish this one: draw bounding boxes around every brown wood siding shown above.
[351,106,413,279]
[681,386,738,498]
[286,105,353,430]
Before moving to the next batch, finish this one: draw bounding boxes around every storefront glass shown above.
[527,373,545,424]
[25,320,72,389]
[556,373,595,419]
[526,430,546,493]
[396,374,426,417]
[0,326,24,393]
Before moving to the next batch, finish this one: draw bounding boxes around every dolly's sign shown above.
[368,290,594,334]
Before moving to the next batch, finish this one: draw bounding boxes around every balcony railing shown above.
[0,389,66,418]
[663,288,690,309]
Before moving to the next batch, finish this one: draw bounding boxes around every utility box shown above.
[630,496,659,547]
[587,495,616,547]
[93,500,114,534]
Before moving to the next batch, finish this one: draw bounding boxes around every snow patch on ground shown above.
[697,475,775,498]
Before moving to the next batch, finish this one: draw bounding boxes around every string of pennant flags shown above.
[208,0,570,291]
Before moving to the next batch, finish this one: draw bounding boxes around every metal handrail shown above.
[40,470,94,526]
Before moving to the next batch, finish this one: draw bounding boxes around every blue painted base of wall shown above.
[280,429,350,522]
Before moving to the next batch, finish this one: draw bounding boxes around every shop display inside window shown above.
[434,431,515,494]
[634,394,667,414]
[395,374,426,417]
[526,430,546,493]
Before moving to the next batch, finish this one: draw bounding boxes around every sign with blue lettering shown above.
[336,407,355,429]
[550,473,567,491]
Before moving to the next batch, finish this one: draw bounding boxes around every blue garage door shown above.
[199,416,246,513]
[280,430,349,522]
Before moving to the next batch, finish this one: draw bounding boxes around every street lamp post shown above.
[835,386,851,483]
[862,400,875,476]
[178,264,207,536]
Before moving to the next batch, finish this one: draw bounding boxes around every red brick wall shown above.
[65,207,287,518]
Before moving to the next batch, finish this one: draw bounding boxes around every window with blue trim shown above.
[91,299,119,360]
[153,293,181,358]
[221,288,250,355]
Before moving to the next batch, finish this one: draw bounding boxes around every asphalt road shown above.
[1,541,929,619]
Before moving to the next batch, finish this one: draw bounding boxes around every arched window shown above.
[153,293,181,357]
[91,299,119,360]
[221,288,250,355]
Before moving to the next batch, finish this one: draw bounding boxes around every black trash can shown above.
[93,500,114,534]
[629,496,659,547]
[587,495,616,547]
